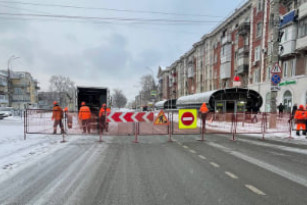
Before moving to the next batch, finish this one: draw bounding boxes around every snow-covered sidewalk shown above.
[0,117,82,182]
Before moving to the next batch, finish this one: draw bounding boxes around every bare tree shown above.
[139,74,157,105]
[49,75,75,95]
[112,89,127,108]
[48,75,76,107]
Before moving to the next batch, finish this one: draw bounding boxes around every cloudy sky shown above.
[0,0,247,101]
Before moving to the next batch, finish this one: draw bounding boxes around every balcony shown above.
[238,22,250,36]
[280,10,296,28]
[221,35,231,45]
[280,40,296,57]
[237,56,249,74]
[220,62,231,79]
[238,45,249,55]
[187,66,194,78]
[296,36,307,51]
[298,2,307,20]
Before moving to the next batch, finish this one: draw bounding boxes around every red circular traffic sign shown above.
[181,112,194,126]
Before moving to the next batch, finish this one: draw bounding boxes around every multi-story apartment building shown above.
[0,70,40,109]
[0,71,8,107]
[157,0,307,112]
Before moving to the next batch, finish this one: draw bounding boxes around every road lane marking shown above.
[189,149,196,154]
[183,145,189,149]
[207,141,307,188]
[177,142,182,145]
[198,155,206,160]
[245,184,266,196]
[225,171,238,179]
[210,162,220,168]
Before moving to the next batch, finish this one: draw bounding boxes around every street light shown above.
[7,55,20,107]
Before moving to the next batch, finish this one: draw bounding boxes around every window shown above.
[289,59,296,77]
[256,22,262,38]
[253,68,260,83]
[267,65,271,80]
[257,0,263,12]
[235,33,239,45]
[298,18,307,38]
[283,90,292,112]
[283,61,288,78]
[244,36,249,45]
[254,46,261,62]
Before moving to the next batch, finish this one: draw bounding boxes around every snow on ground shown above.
[0,116,84,183]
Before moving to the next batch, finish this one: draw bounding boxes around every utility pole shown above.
[270,0,280,128]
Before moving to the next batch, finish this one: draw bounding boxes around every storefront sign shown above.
[279,80,296,86]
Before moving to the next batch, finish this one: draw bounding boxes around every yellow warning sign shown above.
[154,110,169,125]
[179,109,197,129]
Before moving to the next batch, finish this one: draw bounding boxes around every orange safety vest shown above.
[79,106,91,120]
[52,105,63,120]
[99,107,111,117]
[199,103,209,114]
[294,110,306,123]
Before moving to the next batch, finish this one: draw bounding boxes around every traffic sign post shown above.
[178,109,197,129]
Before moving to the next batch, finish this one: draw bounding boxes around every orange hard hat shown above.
[81,102,86,106]
[53,101,58,105]
[299,104,304,110]
[64,107,68,111]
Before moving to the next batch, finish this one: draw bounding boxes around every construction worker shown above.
[78,102,91,134]
[199,102,209,130]
[51,101,64,134]
[99,104,111,133]
[64,107,73,129]
[294,104,306,136]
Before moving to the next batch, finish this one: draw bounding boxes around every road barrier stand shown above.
[288,117,294,139]
[133,122,139,143]
[198,113,206,141]
[230,113,237,141]
[24,110,27,140]
[261,113,267,140]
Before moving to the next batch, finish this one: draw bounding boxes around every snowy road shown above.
[0,132,307,204]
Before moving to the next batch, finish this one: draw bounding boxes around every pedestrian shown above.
[78,102,91,134]
[64,107,73,129]
[277,103,284,117]
[51,101,64,134]
[291,104,297,119]
[294,104,306,136]
[199,102,209,130]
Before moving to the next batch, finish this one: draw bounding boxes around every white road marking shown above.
[245,184,266,196]
[239,138,307,155]
[189,149,196,154]
[210,162,220,168]
[183,145,189,149]
[177,142,182,145]
[198,155,206,160]
[207,142,307,189]
[225,171,238,179]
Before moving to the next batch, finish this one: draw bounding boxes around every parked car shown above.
[0,113,4,120]
[0,107,14,118]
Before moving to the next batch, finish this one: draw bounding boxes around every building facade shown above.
[157,0,307,112]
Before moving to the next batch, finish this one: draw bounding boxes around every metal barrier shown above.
[24,109,293,142]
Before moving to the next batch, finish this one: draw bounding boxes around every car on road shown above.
[0,107,14,118]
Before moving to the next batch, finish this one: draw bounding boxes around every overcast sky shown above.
[0,0,247,101]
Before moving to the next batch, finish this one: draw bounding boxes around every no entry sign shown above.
[179,109,197,129]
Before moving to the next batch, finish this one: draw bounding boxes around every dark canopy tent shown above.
[176,88,263,112]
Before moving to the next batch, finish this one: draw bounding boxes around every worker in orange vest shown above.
[78,102,91,134]
[99,104,111,133]
[51,101,64,134]
[64,107,73,129]
[294,104,306,136]
[199,102,209,130]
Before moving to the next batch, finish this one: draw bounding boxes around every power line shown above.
[0,0,224,18]
[0,12,223,24]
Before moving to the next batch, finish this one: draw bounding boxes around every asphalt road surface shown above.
[1,134,307,205]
